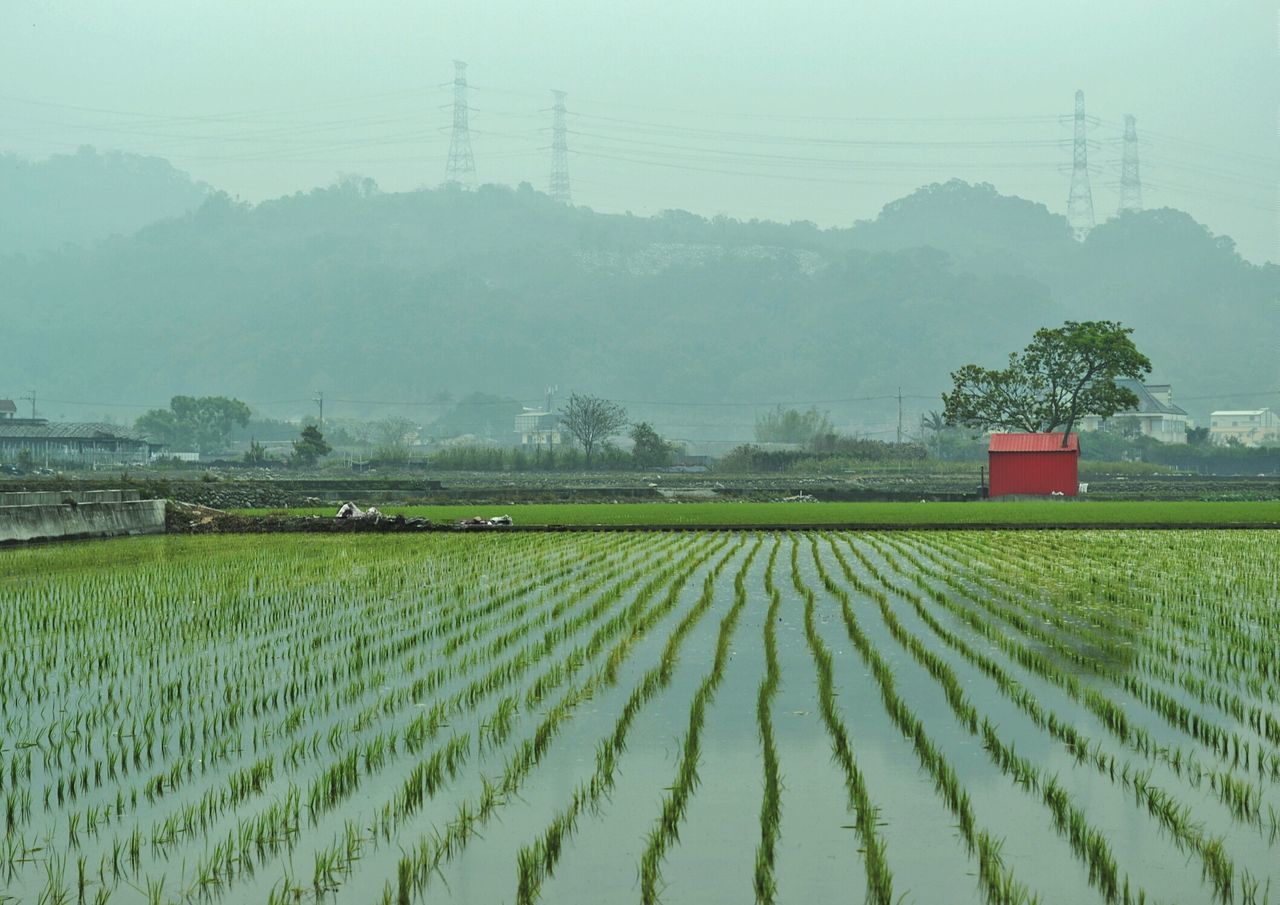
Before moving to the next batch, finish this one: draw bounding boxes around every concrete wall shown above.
[0,497,164,544]
[0,489,142,507]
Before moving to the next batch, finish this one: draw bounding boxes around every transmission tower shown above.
[1066,89,1095,240]
[549,90,571,203]
[445,60,476,186]
[1118,113,1143,214]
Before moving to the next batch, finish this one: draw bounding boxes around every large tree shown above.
[942,320,1151,446]
[560,394,627,466]
[135,395,251,453]
[629,421,677,468]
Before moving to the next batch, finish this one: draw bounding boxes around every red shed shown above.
[988,433,1079,497]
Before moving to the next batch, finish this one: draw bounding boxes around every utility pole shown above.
[544,385,558,450]
[1118,114,1143,214]
[20,390,35,421]
[896,387,904,445]
[314,390,324,430]
[549,90,571,203]
[1066,89,1096,241]
[445,60,476,186]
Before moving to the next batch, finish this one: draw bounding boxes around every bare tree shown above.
[560,394,627,466]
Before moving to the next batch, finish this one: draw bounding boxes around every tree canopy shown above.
[942,320,1151,445]
[629,421,677,468]
[135,395,251,453]
[291,425,332,467]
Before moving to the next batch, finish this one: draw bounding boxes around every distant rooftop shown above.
[1115,378,1188,417]
[0,421,152,442]
[0,400,16,415]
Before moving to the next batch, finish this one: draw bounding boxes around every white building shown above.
[1209,409,1279,447]
[514,410,563,448]
[1080,380,1190,444]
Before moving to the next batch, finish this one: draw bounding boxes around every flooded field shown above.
[1,530,1278,904]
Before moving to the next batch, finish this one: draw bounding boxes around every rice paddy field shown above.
[2,529,1279,904]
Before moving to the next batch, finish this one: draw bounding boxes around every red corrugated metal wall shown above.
[988,451,1079,497]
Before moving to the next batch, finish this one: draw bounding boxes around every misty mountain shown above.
[2,173,1275,434]
[0,147,209,253]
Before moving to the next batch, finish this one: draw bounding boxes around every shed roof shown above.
[989,432,1079,453]
[0,422,150,442]
[0,400,16,414]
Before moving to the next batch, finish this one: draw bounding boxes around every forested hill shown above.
[2,173,1275,427]
[0,148,210,253]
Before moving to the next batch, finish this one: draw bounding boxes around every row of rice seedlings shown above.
[1038,531,1275,683]
[299,534,728,904]
[788,537,895,905]
[323,536,695,841]
[0,537,637,905]
[308,819,370,899]
[947,532,1280,751]
[753,537,783,905]
[926,537,1280,829]
[144,536,641,868]
[847,535,1241,904]
[1038,534,1280,762]
[509,537,747,905]
[946,532,1147,651]
[5,538,417,766]
[795,538,1040,905]
[200,536,670,900]
[637,536,763,904]
[8,539,510,831]
[393,536,745,905]
[941,531,1280,849]
[900,533,1280,839]
[175,781,303,900]
[931,535,1280,752]
[13,536,589,899]
[897,533,1280,781]
[991,531,1278,680]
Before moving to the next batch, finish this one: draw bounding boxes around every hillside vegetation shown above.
[0,147,209,253]
[2,171,1274,428]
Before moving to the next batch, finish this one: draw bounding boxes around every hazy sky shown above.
[3,0,1277,262]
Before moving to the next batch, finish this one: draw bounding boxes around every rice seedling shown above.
[752,537,783,905]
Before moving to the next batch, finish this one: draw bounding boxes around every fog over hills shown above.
[3,155,1275,435]
[0,148,209,253]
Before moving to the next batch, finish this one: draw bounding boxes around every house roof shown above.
[989,432,1079,453]
[0,422,151,442]
[1211,410,1269,417]
[1114,378,1189,417]
[0,400,16,414]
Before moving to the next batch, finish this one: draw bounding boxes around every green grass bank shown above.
[237,499,1280,528]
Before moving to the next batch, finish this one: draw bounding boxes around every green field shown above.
[2,529,1279,904]
[243,498,1280,527]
